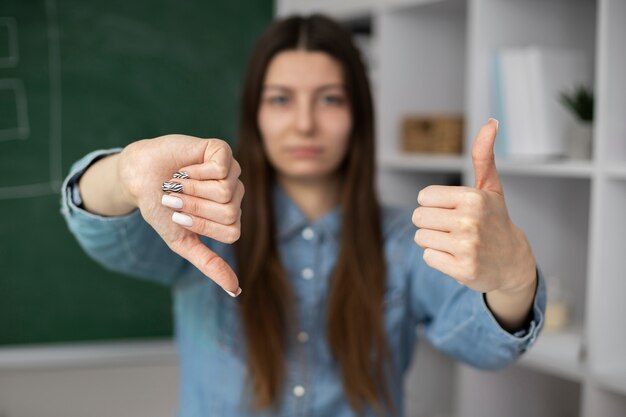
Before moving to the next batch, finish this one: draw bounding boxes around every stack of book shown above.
[489,47,592,160]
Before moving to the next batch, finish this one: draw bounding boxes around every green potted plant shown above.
[560,85,594,159]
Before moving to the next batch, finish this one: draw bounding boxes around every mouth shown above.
[286,146,324,157]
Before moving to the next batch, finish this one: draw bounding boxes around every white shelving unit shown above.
[378,154,465,173]
[278,0,626,416]
[495,160,594,179]
[518,326,585,382]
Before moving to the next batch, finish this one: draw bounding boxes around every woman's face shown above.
[258,50,352,182]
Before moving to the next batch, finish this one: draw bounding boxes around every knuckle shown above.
[422,248,435,266]
[459,216,479,234]
[417,186,432,205]
[223,205,239,224]
[215,164,229,180]
[463,190,484,209]
[414,229,426,246]
[224,227,241,244]
[185,197,199,214]
[412,208,421,226]
[197,219,214,237]
[219,183,233,202]
[200,252,224,274]
[237,181,245,199]
[231,227,241,242]
[213,138,230,151]
[221,139,233,153]
[181,180,194,195]
[233,159,242,177]
[167,236,185,254]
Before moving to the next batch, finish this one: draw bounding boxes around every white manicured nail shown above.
[224,287,242,297]
[172,212,193,227]
[162,195,183,209]
[488,117,499,131]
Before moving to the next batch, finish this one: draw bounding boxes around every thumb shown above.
[179,138,232,180]
[170,236,242,297]
[472,118,503,195]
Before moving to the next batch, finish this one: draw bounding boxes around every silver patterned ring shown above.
[162,181,183,193]
[172,171,189,179]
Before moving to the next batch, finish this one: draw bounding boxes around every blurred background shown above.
[1,0,625,416]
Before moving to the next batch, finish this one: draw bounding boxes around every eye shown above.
[268,95,290,106]
[319,94,345,106]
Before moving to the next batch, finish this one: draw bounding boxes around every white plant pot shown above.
[566,121,593,160]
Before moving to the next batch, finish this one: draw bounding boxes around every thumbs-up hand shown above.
[412,119,536,296]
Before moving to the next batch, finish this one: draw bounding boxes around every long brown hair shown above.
[234,14,392,415]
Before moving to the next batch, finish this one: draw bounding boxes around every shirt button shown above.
[293,385,306,397]
[301,227,315,240]
[301,268,314,280]
[297,331,309,343]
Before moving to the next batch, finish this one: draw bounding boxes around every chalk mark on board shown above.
[0,0,62,199]
[0,17,19,68]
[0,78,30,141]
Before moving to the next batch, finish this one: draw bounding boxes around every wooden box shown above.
[401,115,464,154]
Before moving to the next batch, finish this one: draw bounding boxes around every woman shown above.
[61,14,545,417]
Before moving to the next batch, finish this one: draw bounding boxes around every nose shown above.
[295,97,315,136]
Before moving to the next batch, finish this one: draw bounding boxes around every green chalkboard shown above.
[0,0,272,345]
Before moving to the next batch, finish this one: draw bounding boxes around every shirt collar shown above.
[272,181,341,243]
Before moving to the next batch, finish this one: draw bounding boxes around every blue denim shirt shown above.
[60,149,546,417]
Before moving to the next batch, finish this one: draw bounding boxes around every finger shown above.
[171,211,241,244]
[421,248,468,285]
[179,140,233,180]
[165,166,242,205]
[412,206,458,232]
[414,228,457,254]
[162,182,244,226]
[168,235,241,297]
[417,185,474,209]
[472,118,503,195]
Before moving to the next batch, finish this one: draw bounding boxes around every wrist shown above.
[79,152,137,216]
[485,260,538,332]
[498,226,537,295]
[490,270,537,300]
[113,150,138,210]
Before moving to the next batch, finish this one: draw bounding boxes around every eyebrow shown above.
[263,83,345,92]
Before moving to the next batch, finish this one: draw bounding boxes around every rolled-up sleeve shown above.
[405,223,546,370]
[60,148,189,286]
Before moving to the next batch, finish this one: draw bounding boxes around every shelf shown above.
[385,0,466,14]
[378,155,597,179]
[378,153,465,173]
[603,163,626,180]
[518,327,585,382]
[592,366,626,396]
[277,0,377,19]
[0,339,176,370]
[495,159,594,178]
[279,0,464,17]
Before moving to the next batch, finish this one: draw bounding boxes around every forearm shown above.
[78,152,137,216]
